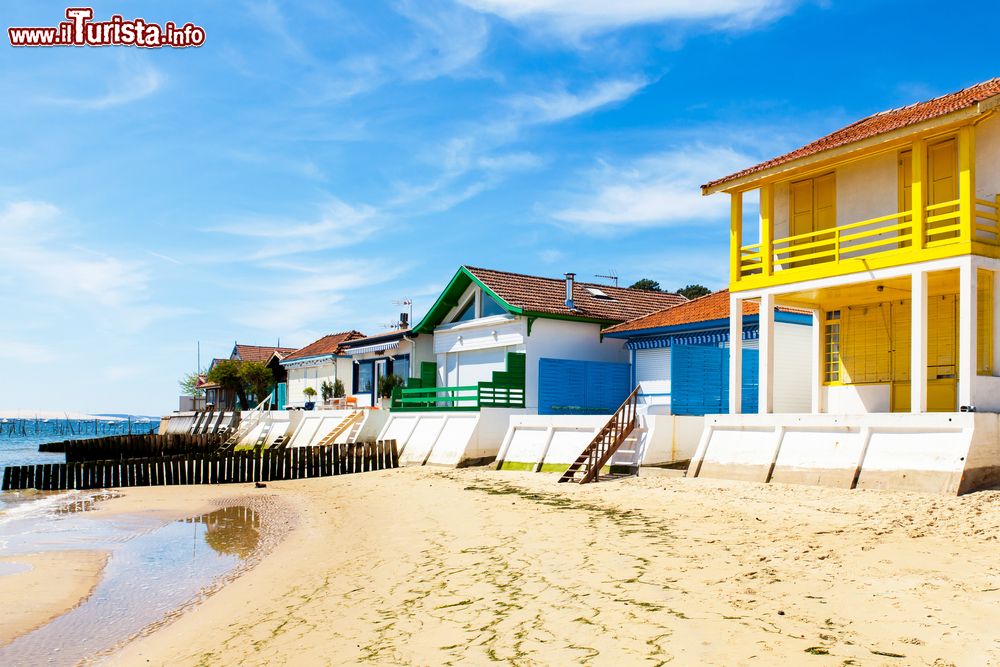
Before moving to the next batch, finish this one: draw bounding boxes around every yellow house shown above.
[688,78,1000,494]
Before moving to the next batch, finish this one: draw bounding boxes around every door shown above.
[634,348,671,407]
[374,359,388,403]
[927,138,958,241]
[898,151,913,249]
[789,172,836,266]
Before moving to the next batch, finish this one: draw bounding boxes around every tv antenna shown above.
[595,271,619,287]
[392,298,413,329]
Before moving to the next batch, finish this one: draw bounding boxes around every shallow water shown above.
[0,494,262,666]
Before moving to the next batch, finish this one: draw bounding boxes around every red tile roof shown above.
[704,77,1000,191]
[282,331,366,362]
[232,344,297,364]
[603,290,807,334]
[465,266,687,323]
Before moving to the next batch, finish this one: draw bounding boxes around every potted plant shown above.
[320,380,334,405]
[333,378,345,399]
[377,374,406,409]
[303,386,317,410]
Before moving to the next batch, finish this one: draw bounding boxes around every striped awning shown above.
[347,340,400,356]
[625,326,759,351]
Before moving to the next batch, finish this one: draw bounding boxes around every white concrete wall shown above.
[495,412,702,472]
[523,318,629,410]
[824,383,891,413]
[690,412,1000,494]
[642,414,704,464]
[379,408,530,467]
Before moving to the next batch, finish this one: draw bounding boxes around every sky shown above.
[1,0,999,415]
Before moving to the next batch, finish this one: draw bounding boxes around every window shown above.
[451,298,476,323]
[585,287,613,299]
[841,304,893,384]
[979,270,993,376]
[823,310,841,384]
[480,293,506,317]
[357,362,374,393]
[393,355,410,383]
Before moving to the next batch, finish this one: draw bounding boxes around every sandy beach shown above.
[0,550,109,646]
[63,467,997,666]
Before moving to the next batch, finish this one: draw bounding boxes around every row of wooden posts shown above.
[1,441,399,491]
[40,433,224,461]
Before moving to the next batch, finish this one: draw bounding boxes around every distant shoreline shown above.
[0,410,150,421]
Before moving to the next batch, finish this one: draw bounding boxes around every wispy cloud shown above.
[230,259,410,334]
[207,198,379,259]
[507,77,649,124]
[40,58,164,110]
[456,0,799,36]
[0,201,188,331]
[550,144,756,231]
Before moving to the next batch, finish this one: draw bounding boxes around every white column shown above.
[811,308,823,413]
[758,292,775,414]
[729,294,743,414]
[958,259,977,409]
[911,270,928,413]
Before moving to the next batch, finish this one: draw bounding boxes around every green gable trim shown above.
[412,267,522,334]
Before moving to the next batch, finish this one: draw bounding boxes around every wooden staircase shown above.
[315,411,364,448]
[558,387,640,484]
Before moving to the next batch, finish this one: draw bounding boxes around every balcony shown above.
[732,195,1000,290]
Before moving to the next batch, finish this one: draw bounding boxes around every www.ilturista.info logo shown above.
[8,8,205,48]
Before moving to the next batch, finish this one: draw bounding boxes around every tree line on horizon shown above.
[628,280,711,300]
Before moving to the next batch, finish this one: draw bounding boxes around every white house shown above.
[280,331,365,408]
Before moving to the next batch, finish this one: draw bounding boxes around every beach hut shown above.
[279,331,365,409]
[495,290,813,473]
[694,76,1000,494]
[340,328,433,408]
[378,266,686,466]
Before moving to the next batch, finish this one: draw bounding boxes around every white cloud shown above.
[507,77,649,124]
[41,58,164,110]
[550,144,756,231]
[207,198,379,259]
[456,0,798,35]
[0,340,58,364]
[231,259,409,333]
[0,201,188,332]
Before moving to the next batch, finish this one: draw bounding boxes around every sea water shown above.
[0,419,157,509]
[0,494,262,665]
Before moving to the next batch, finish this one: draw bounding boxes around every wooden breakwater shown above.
[2,441,399,491]
[39,433,223,461]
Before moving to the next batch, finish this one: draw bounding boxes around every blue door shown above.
[538,358,631,415]
[670,345,758,415]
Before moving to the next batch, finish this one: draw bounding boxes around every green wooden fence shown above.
[391,353,526,412]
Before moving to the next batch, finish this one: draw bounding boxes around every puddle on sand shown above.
[0,500,263,667]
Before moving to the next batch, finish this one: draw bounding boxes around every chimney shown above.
[400,312,409,328]
[564,272,576,310]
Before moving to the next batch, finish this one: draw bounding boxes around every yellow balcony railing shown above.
[735,196,1000,288]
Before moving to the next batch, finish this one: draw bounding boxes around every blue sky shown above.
[1,0,998,415]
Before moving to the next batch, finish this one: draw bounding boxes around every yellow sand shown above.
[94,467,1000,665]
[0,550,109,646]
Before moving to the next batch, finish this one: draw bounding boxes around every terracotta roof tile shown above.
[465,266,687,323]
[704,77,1000,191]
[233,344,297,363]
[282,331,366,361]
[602,290,807,334]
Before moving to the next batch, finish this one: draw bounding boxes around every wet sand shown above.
[0,550,109,646]
[93,467,1000,666]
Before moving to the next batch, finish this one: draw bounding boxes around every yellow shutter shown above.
[927,138,958,241]
[814,173,836,231]
[978,270,993,376]
[790,179,814,237]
